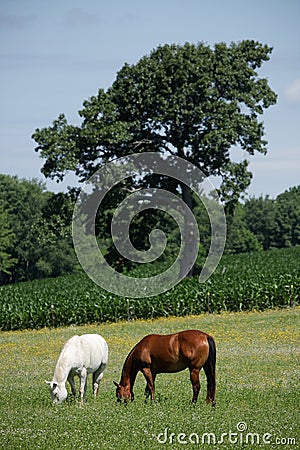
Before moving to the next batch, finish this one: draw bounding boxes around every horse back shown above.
[134,330,210,373]
[60,334,108,372]
[79,334,108,365]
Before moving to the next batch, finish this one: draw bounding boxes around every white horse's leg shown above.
[92,363,106,397]
[67,374,76,398]
[79,367,87,406]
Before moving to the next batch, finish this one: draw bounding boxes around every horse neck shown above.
[53,347,73,384]
[121,351,138,389]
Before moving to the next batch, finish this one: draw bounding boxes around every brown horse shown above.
[114,330,216,405]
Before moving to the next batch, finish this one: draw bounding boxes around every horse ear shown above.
[113,381,120,387]
[45,380,51,385]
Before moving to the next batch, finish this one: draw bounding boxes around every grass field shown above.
[0,308,299,449]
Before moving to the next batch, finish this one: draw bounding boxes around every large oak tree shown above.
[33,41,277,274]
[33,40,276,200]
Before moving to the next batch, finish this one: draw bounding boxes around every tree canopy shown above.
[33,40,277,206]
[0,175,77,283]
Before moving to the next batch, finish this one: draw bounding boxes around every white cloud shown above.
[285,79,300,103]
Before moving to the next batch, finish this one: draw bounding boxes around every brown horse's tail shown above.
[203,335,216,406]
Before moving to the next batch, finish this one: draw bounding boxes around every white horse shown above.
[45,334,108,405]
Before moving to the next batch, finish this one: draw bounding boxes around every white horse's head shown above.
[45,380,68,403]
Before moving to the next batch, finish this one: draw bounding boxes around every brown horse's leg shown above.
[142,368,155,400]
[145,383,151,399]
[189,368,200,404]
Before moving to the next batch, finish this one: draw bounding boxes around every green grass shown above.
[0,246,299,330]
[0,308,299,449]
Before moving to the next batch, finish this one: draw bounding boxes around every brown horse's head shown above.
[113,381,133,403]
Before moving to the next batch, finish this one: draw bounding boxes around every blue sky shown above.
[1,0,299,197]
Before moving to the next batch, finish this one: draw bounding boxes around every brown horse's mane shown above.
[120,341,139,383]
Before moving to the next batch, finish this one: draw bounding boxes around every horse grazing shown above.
[45,334,108,405]
[114,330,216,405]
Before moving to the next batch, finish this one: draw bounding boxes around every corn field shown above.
[0,247,299,331]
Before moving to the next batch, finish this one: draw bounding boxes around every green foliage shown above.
[225,204,262,254]
[0,175,77,283]
[218,160,253,214]
[0,175,47,282]
[0,204,16,276]
[33,40,277,208]
[244,186,300,249]
[275,186,300,246]
[0,247,298,331]
[1,171,299,285]
[31,40,279,276]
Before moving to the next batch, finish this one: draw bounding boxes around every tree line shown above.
[3,39,295,284]
[0,173,299,285]
[0,175,76,284]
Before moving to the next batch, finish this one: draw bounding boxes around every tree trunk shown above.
[179,181,195,278]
